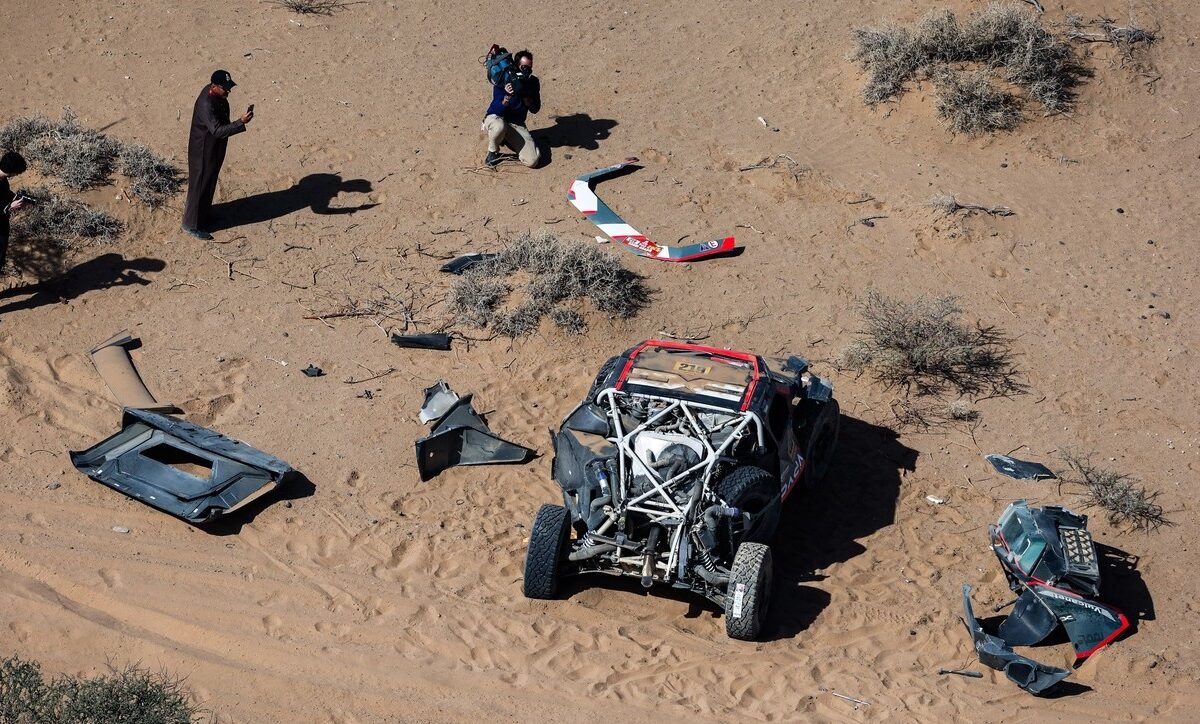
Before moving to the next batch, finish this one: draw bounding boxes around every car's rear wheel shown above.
[719,466,779,546]
[802,399,840,489]
[725,542,773,641]
[523,503,571,599]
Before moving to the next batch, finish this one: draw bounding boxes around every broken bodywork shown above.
[989,500,1129,660]
[74,331,296,523]
[567,158,738,262]
[524,340,840,641]
[961,584,1071,695]
[71,408,294,523]
[415,388,536,481]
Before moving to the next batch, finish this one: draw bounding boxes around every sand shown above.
[1,0,1198,721]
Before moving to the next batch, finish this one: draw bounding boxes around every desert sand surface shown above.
[2,1,1199,721]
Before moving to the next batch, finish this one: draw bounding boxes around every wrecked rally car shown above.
[522,340,840,640]
[988,500,1129,661]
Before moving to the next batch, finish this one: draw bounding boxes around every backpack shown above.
[485,44,515,86]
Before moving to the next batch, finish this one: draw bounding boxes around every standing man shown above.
[483,50,541,168]
[0,151,29,275]
[182,70,253,240]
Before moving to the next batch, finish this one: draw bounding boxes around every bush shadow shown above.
[209,173,378,231]
[0,252,165,315]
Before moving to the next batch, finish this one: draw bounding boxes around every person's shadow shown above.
[209,173,378,231]
[532,113,618,167]
[0,253,166,315]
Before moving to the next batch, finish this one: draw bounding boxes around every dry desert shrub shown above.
[933,68,1023,134]
[119,143,185,207]
[850,3,1088,133]
[842,289,1023,398]
[1058,451,1170,532]
[269,0,351,15]
[0,656,202,724]
[450,231,652,337]
[0,109,183,205]
[12,186,123,245]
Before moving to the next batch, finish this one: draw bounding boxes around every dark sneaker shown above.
[181,225,213,241]
[484,151,501,167]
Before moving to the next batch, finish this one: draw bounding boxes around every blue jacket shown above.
[485,76,541,126]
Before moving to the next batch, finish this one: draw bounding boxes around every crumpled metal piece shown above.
[961,584,1071,695]
[415,395,535,481]
[986,454,1056,480]
[419,380,460,424]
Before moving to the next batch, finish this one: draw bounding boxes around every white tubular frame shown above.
[595,388,765,580]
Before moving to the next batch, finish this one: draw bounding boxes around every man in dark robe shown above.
[182,70,253,240]
[0,151,29,276]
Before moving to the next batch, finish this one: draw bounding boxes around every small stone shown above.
[284,501,293,508]
[1117,208,1125,214]
[1000,163,1008,168]
[112,526,130,534]
[46,483,61,490]
[564,153,573,160]
[1160,311,1171,319]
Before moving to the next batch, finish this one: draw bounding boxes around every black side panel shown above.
[997,589,1059,646]
[961,584,1071,695]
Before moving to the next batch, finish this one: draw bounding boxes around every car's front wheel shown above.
[724,542,773,641]
[522,503,571,599]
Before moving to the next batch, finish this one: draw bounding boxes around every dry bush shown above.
[850,3,1088,131]
[549,307,587,335]
[1058,451,1170,532]
[0,110,183,204]
[0,656,202,724]
[449,231,652,337]
[270,0,350,15]
[10,109,122,190]
[119,143,184,207]
[842,289,1023,397]
[933,68,1023,134]
[12,186,123,246]
[890,397,980,430]
[929,194,1014,217]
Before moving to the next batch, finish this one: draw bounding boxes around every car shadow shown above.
[208,173,378,231]
[201,472,317,536]
[0,253,166,315]
[764,413,917,641]
[532,113,618,167]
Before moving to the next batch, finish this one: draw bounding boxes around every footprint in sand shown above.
[262,614,284,638]
[8,621,33,643]
[98,568,122,588]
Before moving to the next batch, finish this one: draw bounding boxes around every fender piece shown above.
[89,331,180,413]
[70,408,294,523]
[962,584,1071,695]
[568,158,737,262]
[415,396,535,481]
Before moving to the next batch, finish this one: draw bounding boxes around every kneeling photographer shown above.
[482,47,541,168]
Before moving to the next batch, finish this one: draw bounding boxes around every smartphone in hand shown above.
[247,104,255,114]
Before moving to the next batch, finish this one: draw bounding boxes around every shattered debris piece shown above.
[415,394,535,481]
[112,525,130,534]
[568,158,737,262]
[989,500,1128,660]
[926,495,946,505]
[71,408,295,523]
[440,252,499,274]
[986,454,1056,480]
[962,584,1071,695]
[302,364,325,377]
[391,332,452,351]
[419,380,460,424]
[89,331,181,413]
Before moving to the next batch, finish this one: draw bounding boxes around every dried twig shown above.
[929,194,1014,217]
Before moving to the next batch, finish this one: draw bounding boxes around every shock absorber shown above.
[640,525,662,588]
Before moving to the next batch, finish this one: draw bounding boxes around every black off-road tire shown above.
[724,542,773,641]
[586,356,620,401]
[523,504,571,599]
[801,398,840,490]
[719,466,780,546]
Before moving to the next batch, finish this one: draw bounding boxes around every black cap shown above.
[210,70,237,89]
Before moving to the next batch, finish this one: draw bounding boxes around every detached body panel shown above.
[71,408,294,523]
